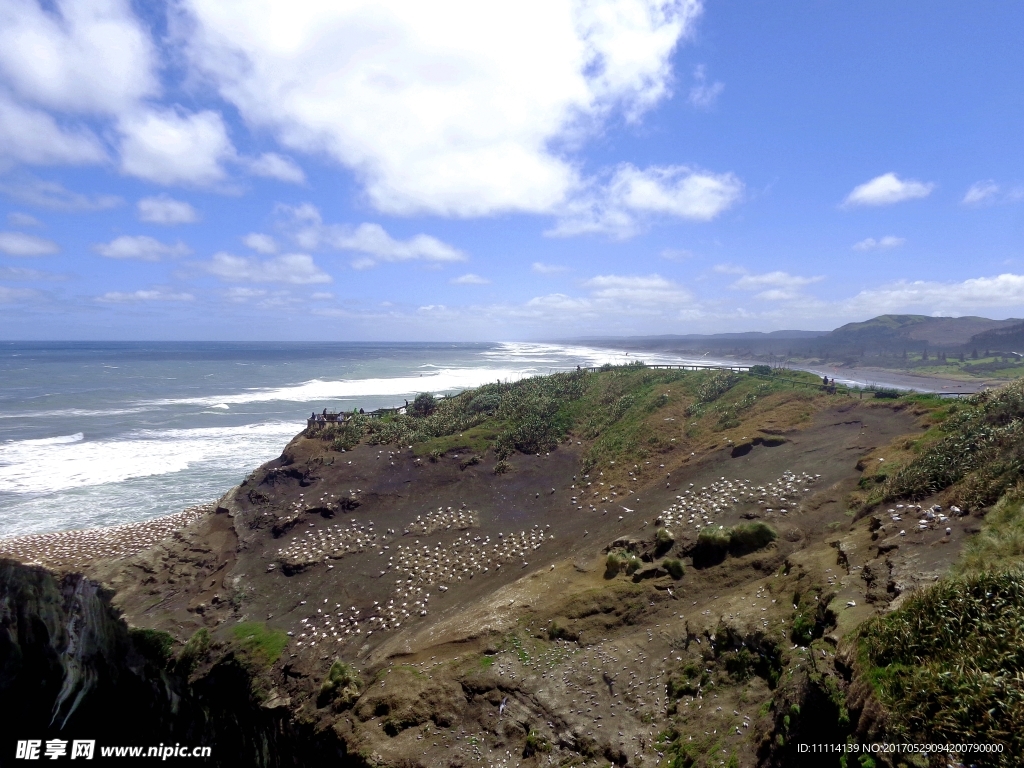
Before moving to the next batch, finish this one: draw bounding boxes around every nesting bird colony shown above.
[276,519,380,572]
[655,470,820,531]
[0,504,212,571]
[405,505,479,535]
[886,502,962,537]
[291,523,551,647]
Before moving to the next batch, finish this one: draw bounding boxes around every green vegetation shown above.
[231,622,288,666]
[859,570,1024,761]
[410,392,437,416]
[129,627,175,664]
[523,729,551,756]
[663,558,684,580]
[604,552,624,579]
[318,660,363,709]
[957,496,1024,574]
[692,522,777,567]
[176,627,210,674]
[304,364,836,476]
[880,379,1024,509]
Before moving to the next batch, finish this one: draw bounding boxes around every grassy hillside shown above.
[306,363,831,484]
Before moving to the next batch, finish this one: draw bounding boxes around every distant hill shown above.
[572,314,1024,357]
[967,321,1024,353]
[829,315,1021,348]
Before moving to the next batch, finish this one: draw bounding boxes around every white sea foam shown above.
[143,343,722,410]
[148,366,537,408]
[10,432,85,446]
[0,422,297,494]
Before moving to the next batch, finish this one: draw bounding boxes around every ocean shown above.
[0,341,706,538]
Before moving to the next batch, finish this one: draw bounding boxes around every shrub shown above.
[624,555,642,575]
[729,522,778,555]
[410,392,437,417]
[604,553,623,579]
[130,628,175,664]
[655,527,675,556]
[663,558,684,580]
[749,365,773,376]
[176,628,210,674]
[318,660,363,709]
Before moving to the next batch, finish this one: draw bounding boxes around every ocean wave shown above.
[4,432,85,447]
[145,366,537,408]
[0,422,298,494]
[0,406,154,420]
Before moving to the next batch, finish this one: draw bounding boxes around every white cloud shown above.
[961,180,1024,207]
[278,205,466,267]
[0,0,158,115]
[842,172,934,207]
[0,265,58,280]
[0,177,120,210]
[0,91,107,166]
[97,289,195,303]
[137,195,200,224]
[729,270,823,301]
[451,273,490,285]
[201,252,331,284]
[0,285,37,302]
[551,163,743,238]
[242,233,277,254]
[179,0,703,216]
[223,286,267,302]
[962,180,1000,207]
[532,262,568,275]
[0,230,59,256]
[583,273,689,303]
[310,291,333,300]
[118,108,235,186]
[852,235,905,251]
[660,248,695,261]
[93,235,191,261]
[845,273,1024,315]
[244,152,305,183]
[7,212,39,227]
[687,64,723,109]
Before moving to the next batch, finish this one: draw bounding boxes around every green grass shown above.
[307,365,852,482]
[879,378,1024,510]
[176,627,210,674]
[859,570,1024,762]
[129,627,175,664]
[692,522,777,566]
[663,558,684,580]
[231,622,288,666]
[412,422,504,458]
[956,495,1024,575]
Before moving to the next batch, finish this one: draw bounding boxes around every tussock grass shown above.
[692,522,777,567]
[318,660,362,709]
[880,378,1024,510]
[956,494,1024,575]
[859,570,1024,762]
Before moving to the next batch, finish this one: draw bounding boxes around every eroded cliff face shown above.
[0,560,355,767]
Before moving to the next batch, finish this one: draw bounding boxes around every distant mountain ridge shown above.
[573,314,1024,355]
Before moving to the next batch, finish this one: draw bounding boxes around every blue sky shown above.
[0,0,1022,341]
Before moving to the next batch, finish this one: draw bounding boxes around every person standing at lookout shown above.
[822,375,828,388]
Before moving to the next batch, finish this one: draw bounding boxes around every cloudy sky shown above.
[0,0,1022,340]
